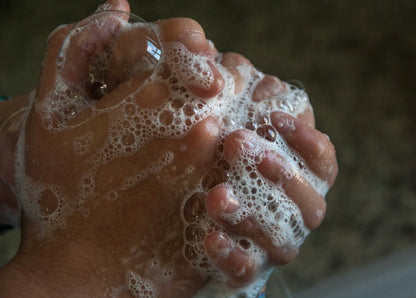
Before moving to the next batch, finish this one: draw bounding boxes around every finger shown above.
[220,52,254,94]
[252,75,287,102]
[251,74,315,127]
[228,217,299,265]
[295,107,315,128]
[156,18,224,98]
[36,24,74,101]
[206,185,299,265]
[157,18,211,55]
[206,185,240,220]
[258,150,327,230]
[223,129,326,230]
[204,231,259,287]
[271,111,338,186]
[181,116,220,176]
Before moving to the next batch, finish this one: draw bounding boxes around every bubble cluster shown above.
[165,42,215,91]
[21,177,68,236]
[120,151,174,190]
[180,134,311,277]
[126,271,156,298]
[16,10,329,298]
[73,132,93,156]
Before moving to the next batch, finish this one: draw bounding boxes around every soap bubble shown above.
[47,10,163,127]
[59,10,161,98]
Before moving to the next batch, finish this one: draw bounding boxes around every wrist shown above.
[0,93,29,191]
[0,108,26,191]
[0,93,28,126]
[0,235,111,297]
[0,256,58,297]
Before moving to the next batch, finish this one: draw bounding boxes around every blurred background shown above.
[1,0,415,296]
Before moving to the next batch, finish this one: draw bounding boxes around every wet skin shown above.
[0,0,338,296]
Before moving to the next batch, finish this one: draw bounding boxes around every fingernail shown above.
[241,134,256,150]
[215,234,232,256]
[243,141,255,151]
[223,192,240,214]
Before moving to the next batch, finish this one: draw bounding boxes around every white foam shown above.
[73,131,93,156]
[126,270,156,298]
[120,151,174,190]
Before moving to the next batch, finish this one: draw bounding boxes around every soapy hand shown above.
[0,0,337,297]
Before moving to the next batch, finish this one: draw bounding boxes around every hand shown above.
[204,111,337,287]
[0,0,338,297]
[185,53,338,288]
[10,2,224,297]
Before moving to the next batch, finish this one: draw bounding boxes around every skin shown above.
[0,0,338,297]
[0,93,28,226]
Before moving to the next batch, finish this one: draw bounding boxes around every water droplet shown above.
[256,125,277,142]
[245,121,257,131]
